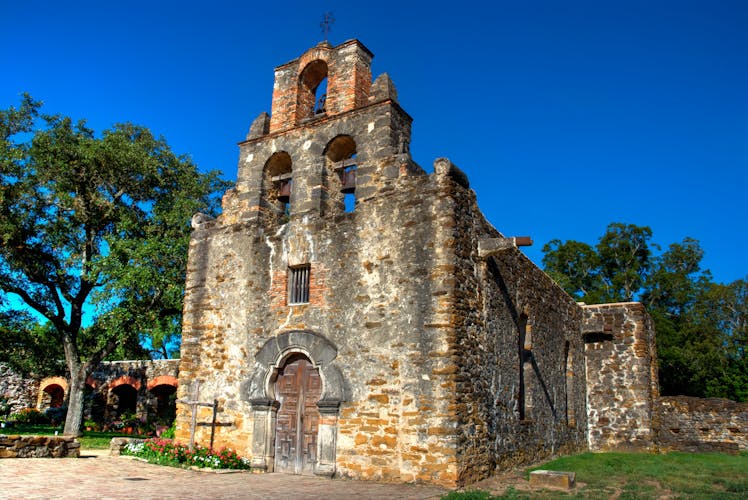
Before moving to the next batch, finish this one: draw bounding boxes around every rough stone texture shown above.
[2,360,179,426]
[0,434,80,458]
[177,39,589,488]
[0,362,39,413]
[654,396,748,453]
[110,437,145,456]
[84,359,180,422]
[529,470,576,490]
[449,177,587,484]
[582,303,659,451]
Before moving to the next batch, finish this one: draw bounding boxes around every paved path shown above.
[0,450,448,499]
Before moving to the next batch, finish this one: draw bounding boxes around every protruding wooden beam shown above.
[478,236,533,258]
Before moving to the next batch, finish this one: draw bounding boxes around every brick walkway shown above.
[0,450,447,499]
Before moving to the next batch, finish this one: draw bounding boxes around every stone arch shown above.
[297,59,328,122]
[248,330,347,403]
[106,376,141,419]
[246,330,348,476]
[37,377,68,410]
[148,376,178,423]
[109,375,141,391]
[322,135,358,215]
[262,151,293,224]
[110,384,138,418]
[147,375,178,392]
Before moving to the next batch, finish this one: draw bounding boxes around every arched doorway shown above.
[150,384,177,422]
[43,384,65,408]
[37,377,68,411]
[111,384,137,417]
[273,354,322,475]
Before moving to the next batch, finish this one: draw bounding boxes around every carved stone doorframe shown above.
[246,330,348,476]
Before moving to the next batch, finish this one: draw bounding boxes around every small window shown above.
[288,265,310,305]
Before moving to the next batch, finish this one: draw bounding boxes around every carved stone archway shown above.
[37,377,68,410]
[245,330,348,476]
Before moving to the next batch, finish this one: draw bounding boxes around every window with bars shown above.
[287,265,310,305]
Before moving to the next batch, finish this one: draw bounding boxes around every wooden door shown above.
[274,355,322,474]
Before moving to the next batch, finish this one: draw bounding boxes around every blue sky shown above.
[2,0,746,284]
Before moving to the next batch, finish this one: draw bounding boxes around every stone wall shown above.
[655,396,748,452]
[177,39,458,484]
[1,360,179,426]
[0,434,80,458]
[0,362,39,414]
[443,159,588,484]
[86,359,180,423]
[178,159,463,484]
[178,38,592,489]
[582,303,659,451]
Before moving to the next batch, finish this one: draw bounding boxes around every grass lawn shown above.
[1,423,148,449]
[445,451,748,499]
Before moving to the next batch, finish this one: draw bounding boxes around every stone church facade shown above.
[175,39,659,487]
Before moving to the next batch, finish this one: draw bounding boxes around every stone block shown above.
[529,470,576,490]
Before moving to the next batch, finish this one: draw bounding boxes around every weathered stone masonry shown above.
[582,303,659,451]
[0,360,179,426]
[176,39,596,488]
[175,38,746,488]
[654,396,748,453]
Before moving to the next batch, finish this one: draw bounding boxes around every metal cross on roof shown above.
[320,12,335,40]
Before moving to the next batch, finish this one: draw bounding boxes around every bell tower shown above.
[221,39,421,227]
[268,40,373,132]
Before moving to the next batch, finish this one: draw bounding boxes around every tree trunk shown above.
[63,367,87,437]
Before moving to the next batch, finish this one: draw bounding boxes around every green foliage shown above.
[122,438,251,470]
[442,490,497,499]
[0,310,65,377]
[10,408,48,424]
[0,95,230,435]
[442,491,496,499]
[0,395,11,416]
[543,223,747,401]
[528,452,748,499]
[161,421,176,439]
[445,452,748,499]
[542,222,656,303]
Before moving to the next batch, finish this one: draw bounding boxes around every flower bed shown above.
[121,438,251,470]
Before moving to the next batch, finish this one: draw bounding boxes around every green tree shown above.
[541,239,602,302]
[691,278,747,401]
[596,222,655,302]
[0,95,228,435]
[0,305,64,377]
[542,222,655,303]
[543,224,746,401]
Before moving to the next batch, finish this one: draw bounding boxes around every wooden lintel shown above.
[271,173,293,182]
[333,158,357,170]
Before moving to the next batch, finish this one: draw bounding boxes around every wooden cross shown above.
[320,12,335,40]
[176,381,218,450]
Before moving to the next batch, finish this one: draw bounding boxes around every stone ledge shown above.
[529,470,576,490]
[0,434,79,458]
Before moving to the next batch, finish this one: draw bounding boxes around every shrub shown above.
[122,438,251,470]
[0,395,11,416]
[44,405,67,425]
[161,421,176,439]
[10,408,49,424]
